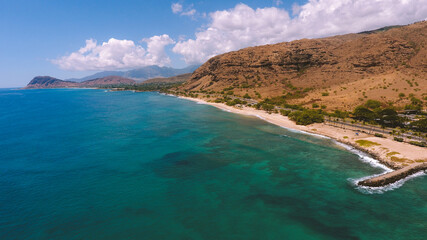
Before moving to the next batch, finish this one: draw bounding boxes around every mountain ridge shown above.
[179,21,427,111]
[142,73,192,84]
[66,65,200,82]
[25,76,136,89]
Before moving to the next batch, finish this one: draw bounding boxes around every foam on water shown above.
[277,124,330,139]
[218,106,420,194]
[274,124,415,195]
[250,114,329,139]
[253,114,266,120]
[171,97,423,194]
[334,141,427,194]
[350,171,426,194]
[334,141,392,172]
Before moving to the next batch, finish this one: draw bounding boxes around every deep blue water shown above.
[0,88,426,240]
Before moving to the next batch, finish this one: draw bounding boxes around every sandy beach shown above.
[178,96,427,171]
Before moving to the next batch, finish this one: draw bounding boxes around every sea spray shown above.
[334,142,392,172]
[351,171,426,194]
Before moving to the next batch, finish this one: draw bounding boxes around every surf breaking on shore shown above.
[176,95,427,192]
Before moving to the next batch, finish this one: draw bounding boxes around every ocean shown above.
[0,88,426,240]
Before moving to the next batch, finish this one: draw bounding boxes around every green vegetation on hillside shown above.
[100,82,183,92]
[288,109,324,125]
[355,140,381,147]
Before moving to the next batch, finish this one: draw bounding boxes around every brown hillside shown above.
[25,76,79,89]
[79,76,136,86]
[143,73,191,84]
[180,21,427,111]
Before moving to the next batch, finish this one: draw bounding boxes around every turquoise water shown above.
[0,88,426,240]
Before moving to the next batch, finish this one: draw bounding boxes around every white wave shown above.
[334,141,392,172]
[278,129,400,194]
[159,93,175,96]
[298,130,330,139]
[336,140,427,194]
[250,114,318,138]
[171,96,423,193]
[253,114,266,120]
[278,124,330,139]
[350,171,426,194]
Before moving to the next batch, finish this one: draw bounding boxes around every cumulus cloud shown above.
[274,0,283,6]
[171,3,183,14]
[173,0,427,64]
[172,2,197,17]
[181,8,196,16]
[292,3,301,16]
[173,4,291,64]
[53,35,175,71]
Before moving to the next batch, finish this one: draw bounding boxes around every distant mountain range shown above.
[66,65,200,82]
[25,64,200,89]
[25,76,136,89]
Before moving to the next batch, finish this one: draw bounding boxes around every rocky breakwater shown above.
[358,162,427,187]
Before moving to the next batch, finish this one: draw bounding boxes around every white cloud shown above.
[171,3,183,14]
[292,3,301,16]
[53,35,175,71]
[172,2,197,17]
[274,0,283,6]
[173,0,427,64]
[144,35,176,65]
[173,4,290,64]
[181,9,196,16]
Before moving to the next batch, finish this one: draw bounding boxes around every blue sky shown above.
[1,0,425,87]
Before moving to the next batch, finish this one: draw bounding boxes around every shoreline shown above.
[177,95,427,188]
[19,88,426,188]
